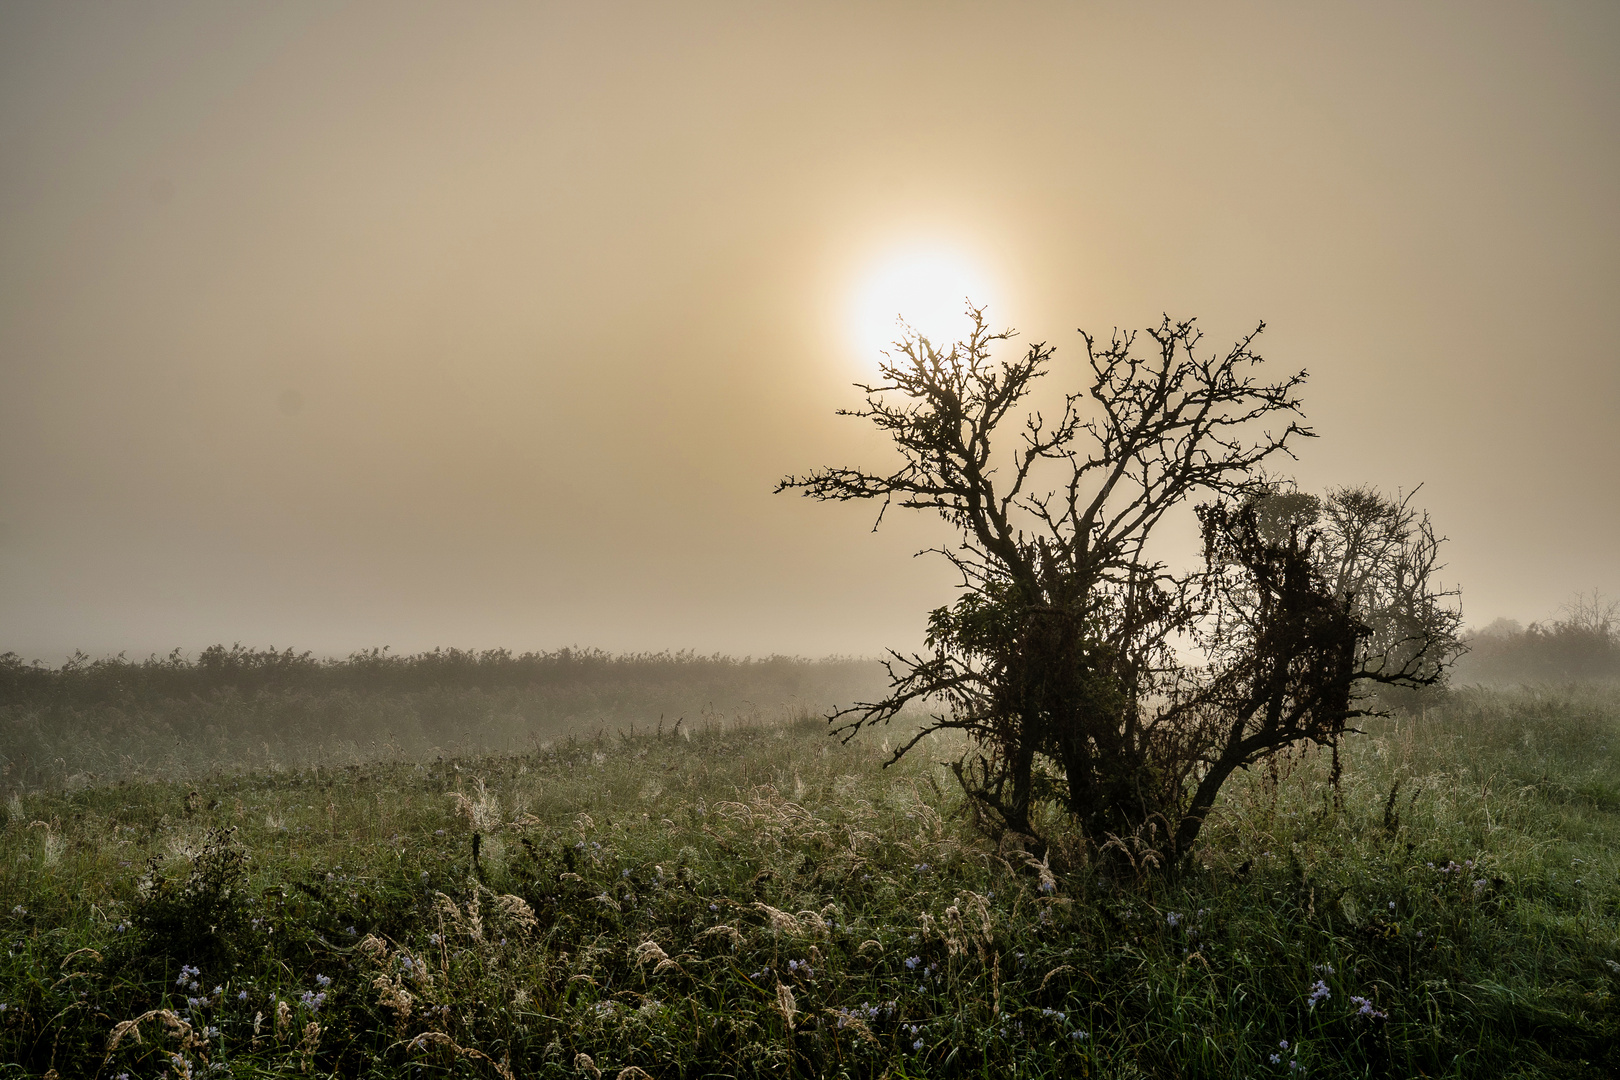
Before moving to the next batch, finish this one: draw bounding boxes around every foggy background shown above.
[2,1,1616,661]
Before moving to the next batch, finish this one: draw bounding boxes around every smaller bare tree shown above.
[1182,487,1462,856]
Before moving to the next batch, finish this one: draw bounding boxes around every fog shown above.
[2,1,1617,660]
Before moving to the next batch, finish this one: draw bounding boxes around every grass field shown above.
[1,681,1617,1078]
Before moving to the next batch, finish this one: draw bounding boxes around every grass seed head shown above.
[371,974,413,1032]
[754,902,802,936]
[775,982,797,1028]
[357,934,389,962]
[493,893,537,933]
[697,924,742,950]
[633,940,670,967]
[795,909,829,935]
[297,1021,321,1073]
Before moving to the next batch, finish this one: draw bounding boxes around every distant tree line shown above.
[0,648,889,790]
[0,645,879,708]
[1455,593,1620,685]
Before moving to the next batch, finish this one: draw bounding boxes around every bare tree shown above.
[779,307,1461,868]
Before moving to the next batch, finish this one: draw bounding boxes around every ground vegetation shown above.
[0,686,1615,1077]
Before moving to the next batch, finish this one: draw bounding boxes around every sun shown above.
[848,248,997,362]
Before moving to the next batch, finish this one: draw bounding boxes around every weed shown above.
[132,826,250,968]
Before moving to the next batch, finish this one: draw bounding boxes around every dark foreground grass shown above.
[0,685,1617,1078]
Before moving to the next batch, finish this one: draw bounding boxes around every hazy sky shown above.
[2,2,1616,661]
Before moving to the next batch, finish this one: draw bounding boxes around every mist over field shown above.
[3,4,1619,1078]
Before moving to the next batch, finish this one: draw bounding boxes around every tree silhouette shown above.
[779,307,1460,868]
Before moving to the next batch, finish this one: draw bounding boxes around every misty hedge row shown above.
[0,645,885,704]
[0,648,889,793]
[1454,619,1620,685]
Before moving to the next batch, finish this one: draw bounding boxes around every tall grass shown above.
[0,685,1615,1077]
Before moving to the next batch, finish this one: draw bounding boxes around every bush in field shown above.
[780,307,1461,867]
[131,826,251,968]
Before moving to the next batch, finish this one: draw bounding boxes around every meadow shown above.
[0,672,1617,1078]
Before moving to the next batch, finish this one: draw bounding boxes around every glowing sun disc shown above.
[849,249,996,360]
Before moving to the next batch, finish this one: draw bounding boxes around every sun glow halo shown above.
[848,249,996,364]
